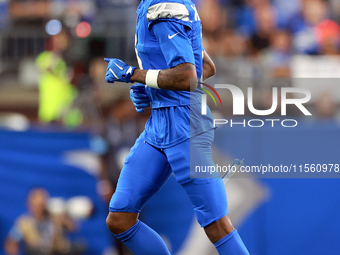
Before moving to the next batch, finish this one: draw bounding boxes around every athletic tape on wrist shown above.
[145,70,160,89]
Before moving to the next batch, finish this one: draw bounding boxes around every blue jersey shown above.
[135,0,214,148]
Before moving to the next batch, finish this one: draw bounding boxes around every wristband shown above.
[145,69,160,89]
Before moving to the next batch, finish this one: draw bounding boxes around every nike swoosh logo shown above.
[168,32,179,39]
[114,62,123,70]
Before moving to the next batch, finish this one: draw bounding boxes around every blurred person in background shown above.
[100,97,140,199]
[234,0,272,38]
[198,0,249,57]
[97,97,142,255]
[315,19,340,55]
[315,92,338,119]
[272,0,301,28]
[220,31,247,57]
[250,2,277,56]
[72,58,107,129]
[199,0,228,56]
[95,97,142,205]
[264,30,292,77]
[288,0,328,54]
[36,30,82,128]
[4,188,84,255]
[330,0,340,23]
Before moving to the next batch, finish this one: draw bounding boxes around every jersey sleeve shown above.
[149,20,195,68]
[147,2,195,68]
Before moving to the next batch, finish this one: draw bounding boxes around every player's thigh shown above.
[165,129,220,183]
[109,132,172,213]
[181,178,228,227]
[165,130,228,227]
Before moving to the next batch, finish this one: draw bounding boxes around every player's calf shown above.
[205,216,250,255]
[107,212,171,255]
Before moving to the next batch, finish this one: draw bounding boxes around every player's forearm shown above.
[202,51,216,80]
[130,69,147,84]
[131,63,198,91]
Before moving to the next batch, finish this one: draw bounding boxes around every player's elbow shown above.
[203,51,216,79]
[204,61,216,79]
[209,62,216,77]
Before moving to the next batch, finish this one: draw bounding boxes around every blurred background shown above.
[0,0,340,254]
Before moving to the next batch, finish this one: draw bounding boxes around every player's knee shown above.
[106,212,125,234]
[106,212,138,235]
[204,215,235,243]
